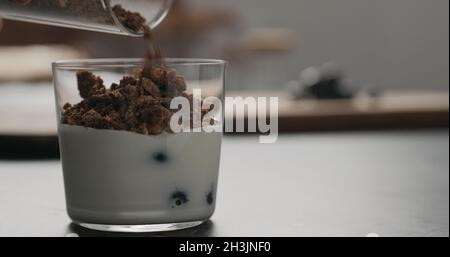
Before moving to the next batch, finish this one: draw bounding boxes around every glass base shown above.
[75,220,205,233]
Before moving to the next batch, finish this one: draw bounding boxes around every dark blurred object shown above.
[287,62,382,100]
[305,64,353,99]
[305,69,353,100]
[0,135,59,160]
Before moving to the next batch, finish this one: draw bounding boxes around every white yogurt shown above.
[59,125,222,225]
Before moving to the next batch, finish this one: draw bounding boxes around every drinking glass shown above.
[52,58,227,232]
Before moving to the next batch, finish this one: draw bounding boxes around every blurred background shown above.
[0,0,448,237]
[0,0,448,157]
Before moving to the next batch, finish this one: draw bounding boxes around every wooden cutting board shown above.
[0,86,448,137]
[225,90,449,132]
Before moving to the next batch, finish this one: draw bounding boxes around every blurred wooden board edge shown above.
[225,90,449,133]
[226,110,449,134]
[276,110,449,132]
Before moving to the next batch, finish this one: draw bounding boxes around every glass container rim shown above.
[53,58,228,70]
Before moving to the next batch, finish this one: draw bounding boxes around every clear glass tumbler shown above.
[0,0,173,36]
[52,58,227,232]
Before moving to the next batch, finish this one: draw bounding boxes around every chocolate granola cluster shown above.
[112,4,150,34]
[62,65,192,136]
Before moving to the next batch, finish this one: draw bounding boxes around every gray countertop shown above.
[0,130,448,237]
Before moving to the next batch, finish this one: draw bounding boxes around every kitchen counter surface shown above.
[0,129,448,237]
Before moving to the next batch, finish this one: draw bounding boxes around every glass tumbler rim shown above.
[52,58,228,70]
